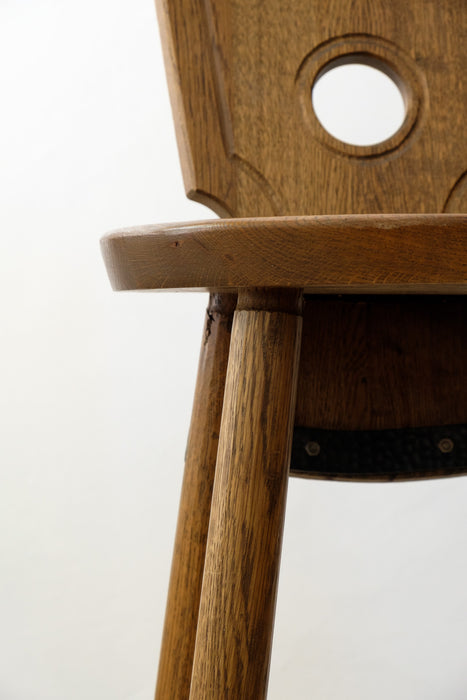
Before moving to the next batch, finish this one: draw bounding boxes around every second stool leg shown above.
[155,294,236,700]
[190,289,303,700]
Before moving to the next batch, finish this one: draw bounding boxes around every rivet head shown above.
[438,438,454,454]
[305,441,321,457]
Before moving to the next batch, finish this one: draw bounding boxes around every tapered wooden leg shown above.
[190,289,303,700]
[155,293,236,700]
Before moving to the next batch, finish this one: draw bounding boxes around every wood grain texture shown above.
[101,214,467,294]
[189,289,302,699]
[154,0,466,218]
[154,294,235,700]
[101,2,467,698]
[295,296,467,432]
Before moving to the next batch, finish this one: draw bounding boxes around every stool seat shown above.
[101,213,467,294]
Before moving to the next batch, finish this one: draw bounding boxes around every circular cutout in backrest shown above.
[312,59,406,146]
[296,36,424,158]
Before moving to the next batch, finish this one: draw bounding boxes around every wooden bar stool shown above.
[101,0,467,697]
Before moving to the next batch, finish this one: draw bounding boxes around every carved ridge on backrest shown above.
[231,155,285,216]
[201,0,235,156]
[201,0,285,216]
[444,171,467,213]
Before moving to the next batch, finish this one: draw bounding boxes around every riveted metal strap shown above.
[290,424,467,481]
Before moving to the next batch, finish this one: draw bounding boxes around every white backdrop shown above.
[1,2,466,699]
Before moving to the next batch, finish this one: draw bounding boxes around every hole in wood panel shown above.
[312,61,406,147]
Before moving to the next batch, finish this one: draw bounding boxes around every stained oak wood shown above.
[155,294,235,700]
[189,289,302,699]
[102,1,467,697]
[101,214,467,294]
[155,0,466,217]
[295,296,467,432]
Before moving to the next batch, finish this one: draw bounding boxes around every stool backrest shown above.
[155,0,466,218]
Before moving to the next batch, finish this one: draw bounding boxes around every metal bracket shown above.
[291,424,467,481]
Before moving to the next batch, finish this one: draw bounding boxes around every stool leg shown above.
[155,294,236,700]
[190,289,303,700]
